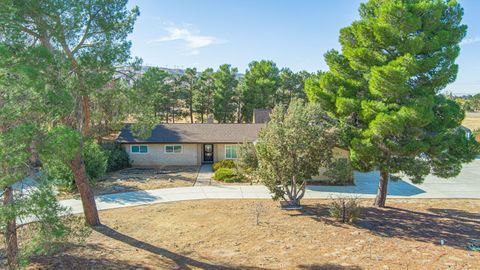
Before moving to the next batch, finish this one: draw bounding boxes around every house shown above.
[117,123,265,166]
[116,109,349,181]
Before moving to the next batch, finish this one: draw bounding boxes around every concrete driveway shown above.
[307,159,480,198]
[59,160,480,215]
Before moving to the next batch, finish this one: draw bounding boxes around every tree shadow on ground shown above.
[96,190,158,204]
[354,206,479,249]
[291,202,479,250]
[288,203,345,228]
[298,263,362,270]
[30,253,151,270]
[94,225,266,270]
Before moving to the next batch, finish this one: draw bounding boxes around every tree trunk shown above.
[374,170,389,207]
[70,152,101,226]
[3,186,19,270]
[283,179,306,207]
[82,96,90,136]
[190,106,194,123]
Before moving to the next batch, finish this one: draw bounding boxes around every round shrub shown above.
[213,159,236,172]
[213,168,243,183]
[101,142,130,172]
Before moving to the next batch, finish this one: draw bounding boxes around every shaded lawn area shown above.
[57,166,199,200]
[27,199,479,270]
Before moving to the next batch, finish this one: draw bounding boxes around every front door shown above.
[203,144,214,163]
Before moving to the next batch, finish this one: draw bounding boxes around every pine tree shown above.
[194,68,215,123]
[306,0,479,207]
[213,64,239,123]
[241,60,280,121]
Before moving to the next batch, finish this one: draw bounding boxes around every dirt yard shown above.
[95,166,199,194]
[58,166,199,199]
[463,112,480,131]
[27,199,479,270]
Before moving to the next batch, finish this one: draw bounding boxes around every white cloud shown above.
[152,24,225,55]
[460,36,480,46]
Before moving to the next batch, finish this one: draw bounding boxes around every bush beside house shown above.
[213,168,243,183]
[212,160,236,171]
[101,142,130,172]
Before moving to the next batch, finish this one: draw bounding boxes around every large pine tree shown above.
[307,0,479,207]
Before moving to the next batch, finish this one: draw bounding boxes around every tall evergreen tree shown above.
[241,60,280,122]
[0,0,139,224]
[0,44,89,270]
[213,64,239,123]
[306,0,479,207]
[134,68,172,122]
[276,68,311,105]
[194,68,215,123]
[179,68,199,123]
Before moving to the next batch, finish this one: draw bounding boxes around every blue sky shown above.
[127,0,480,95]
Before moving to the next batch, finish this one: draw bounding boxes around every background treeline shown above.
[92,60,316,138]
[453,93,480,112]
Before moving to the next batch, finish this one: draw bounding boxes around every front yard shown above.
[28,199,480,269]
[58,166,199,199]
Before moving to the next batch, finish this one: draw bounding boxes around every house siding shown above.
[124,144,200,166]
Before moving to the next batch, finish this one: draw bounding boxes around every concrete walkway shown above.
[194,164,213,186]
[60,160,480,215]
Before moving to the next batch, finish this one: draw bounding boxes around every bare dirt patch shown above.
[58,166,199,199]
[28,199,479,269]
[463,112,480,131]
[95,166,199,194]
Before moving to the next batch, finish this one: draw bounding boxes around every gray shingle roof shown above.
[117,124,265,144]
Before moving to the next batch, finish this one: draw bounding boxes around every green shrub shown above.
[43,159,77,191]
[329,196,361,224]
[44,141,107,192]
[213,168,243,183]
[236,142,258,172]
[213,159,236,172]
[84,140,108,179]
[324,158,354,185]
[101,142,130,172]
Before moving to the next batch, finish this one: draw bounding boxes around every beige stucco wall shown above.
[124,144,200,166]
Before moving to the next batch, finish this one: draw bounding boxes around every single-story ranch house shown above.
[117,123,266,166]
[116,122,349,181]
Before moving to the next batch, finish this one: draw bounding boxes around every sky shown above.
[127,0,480,95]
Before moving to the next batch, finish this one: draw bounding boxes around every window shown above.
[165,145,182,153]
[131,145,148,153]
[225,145,238,159]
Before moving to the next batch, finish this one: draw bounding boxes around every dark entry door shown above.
[204,144,213,163]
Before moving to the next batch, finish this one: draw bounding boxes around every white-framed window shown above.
[225,145,238,159]
[165,145,182,153]
[131,145,148,154]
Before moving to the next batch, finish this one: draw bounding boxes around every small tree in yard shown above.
[306,0,479,207]
[255,99,336,206]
